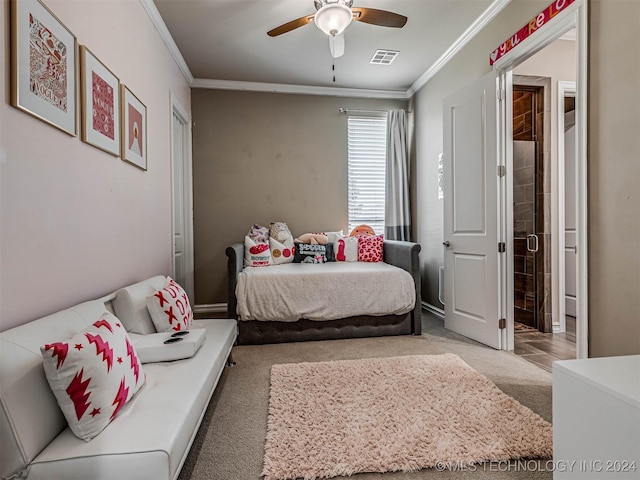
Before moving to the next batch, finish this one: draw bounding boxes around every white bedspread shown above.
[236,262,416,322]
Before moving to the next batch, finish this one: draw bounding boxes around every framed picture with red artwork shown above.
[120,85,147,171]
[80,46,120,156]
[10,0,77,136]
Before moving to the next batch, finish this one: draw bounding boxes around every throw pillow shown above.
[270,237,295,265]
[293,243,329,263]
[244,235,272,267]
[41,312,145,442]
[350,224,376,237]
[334,235,358,262]
[146,277,193,332]
[358,234,384,262]
[324,230,344,243]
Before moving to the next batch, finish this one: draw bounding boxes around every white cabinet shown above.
[553,355,640,479]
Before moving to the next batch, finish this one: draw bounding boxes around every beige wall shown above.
[191,89,407,305]
[414,0,640,356]
[0,0,191,331]
[588,0,640,357]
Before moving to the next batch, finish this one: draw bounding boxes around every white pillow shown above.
[269,236,295,265]
[325,230,344,243]
[244,235,272,267]
[334,236,358,262]
[41,312,145,441]
[112,276,167,334]
[146,277,193,333]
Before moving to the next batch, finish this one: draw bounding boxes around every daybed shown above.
[0,276,237,480]
[227,239,421,344]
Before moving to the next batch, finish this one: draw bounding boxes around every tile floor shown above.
[513,316,576,372]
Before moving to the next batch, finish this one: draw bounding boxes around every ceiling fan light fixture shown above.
[314,3,353,36]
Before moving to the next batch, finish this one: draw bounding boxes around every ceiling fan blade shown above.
[352,8,407,28]
[329,34,345,58]
[267,14,315,37]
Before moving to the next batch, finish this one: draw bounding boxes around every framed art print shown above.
[121,85,147,170]
[80,46,120,156]
[10,0,77,136]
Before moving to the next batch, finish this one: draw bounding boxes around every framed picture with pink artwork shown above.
[120,85,147,170]
[80,46,120,156]
[10,0,77,136]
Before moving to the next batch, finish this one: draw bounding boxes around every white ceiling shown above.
[152,0,504,95]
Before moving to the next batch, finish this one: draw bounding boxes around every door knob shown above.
[442,241,451,247]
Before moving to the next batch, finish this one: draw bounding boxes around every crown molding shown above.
[139,0,194,85]
[407,0,512,97]
[142,0,511,99]
[191,78,411,100]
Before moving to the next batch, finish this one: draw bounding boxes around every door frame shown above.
[557,80,576,335]
[170,93,195,302]
[493,0,588,358]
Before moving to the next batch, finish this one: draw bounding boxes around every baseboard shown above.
[193,303,227,314]
[422,301,445,319]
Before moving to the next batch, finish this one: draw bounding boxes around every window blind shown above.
[347,115,388,235]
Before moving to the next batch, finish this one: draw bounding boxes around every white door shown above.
[443,71,502,349]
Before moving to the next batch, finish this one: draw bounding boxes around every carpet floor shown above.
[179,312,554,480]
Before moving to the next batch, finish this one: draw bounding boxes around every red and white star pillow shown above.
[40,312,145,441]
[146,277,193,332]
[357,234,384,262]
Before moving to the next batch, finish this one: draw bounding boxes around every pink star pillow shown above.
[146,277,193,332]
[41,312,145,441]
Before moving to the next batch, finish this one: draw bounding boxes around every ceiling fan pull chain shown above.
[332,62,336,83]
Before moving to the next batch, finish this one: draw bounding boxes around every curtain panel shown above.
[385,109,411,241]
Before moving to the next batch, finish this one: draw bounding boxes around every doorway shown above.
[512,81,548,333]
[171,95,195,302]
[498,12,586,361]
[443,0,588,359]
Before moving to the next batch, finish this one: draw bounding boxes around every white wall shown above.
[514,37,576,190]
[0,0,191,331]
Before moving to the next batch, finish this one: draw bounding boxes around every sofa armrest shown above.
[226,243,244,318]
[383,240,422,335]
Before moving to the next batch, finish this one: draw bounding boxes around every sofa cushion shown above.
[146,278,193,333]
[112,275,167,334]
[0,298,110,479]
[25,319,237,480]
[41,312,146,441]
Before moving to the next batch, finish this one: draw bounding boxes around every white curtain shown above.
[385,109,411,241]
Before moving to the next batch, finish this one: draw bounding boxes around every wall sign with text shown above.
[489,0,575,65]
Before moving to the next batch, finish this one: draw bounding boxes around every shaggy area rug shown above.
[263,353,552,480]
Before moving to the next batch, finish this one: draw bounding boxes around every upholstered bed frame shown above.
[226,240,422,344]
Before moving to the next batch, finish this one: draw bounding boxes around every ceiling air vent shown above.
[370,49,399,65]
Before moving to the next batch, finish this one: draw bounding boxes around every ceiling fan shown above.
[267,0,407,58]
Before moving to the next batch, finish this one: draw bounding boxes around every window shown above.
[347,114,387,235]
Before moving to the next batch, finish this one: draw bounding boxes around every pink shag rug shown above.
[262,353,552,480]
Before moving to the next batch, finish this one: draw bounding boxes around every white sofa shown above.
[0,276,237,480]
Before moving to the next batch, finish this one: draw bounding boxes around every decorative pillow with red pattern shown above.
[146,277,193,332]
[244,235,272,267]
[357,234,384,262]
[40,312,145,441]
[334,235,358,262]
